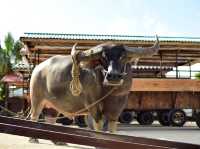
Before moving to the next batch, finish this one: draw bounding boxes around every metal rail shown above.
[0,116,199,149]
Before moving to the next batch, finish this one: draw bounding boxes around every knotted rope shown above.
[70,50,83,96]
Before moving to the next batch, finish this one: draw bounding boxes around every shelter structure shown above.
[20,33,200,78]
[17,33,200,97]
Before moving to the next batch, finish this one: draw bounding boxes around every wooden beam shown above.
[160,47,200,51]
[188,59,200,65]
[140,57,197,61]
[153,55,200,59]
[137,62,185,66]
[138,59,188,63]
[30,54,191,62]
[34,45,92,51]
[32,46,200,52]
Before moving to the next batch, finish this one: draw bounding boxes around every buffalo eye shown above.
[102,51,106,58]
[119,52,127,62]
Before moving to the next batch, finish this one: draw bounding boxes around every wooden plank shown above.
[131,79,200,92]
[127,91,200,109]
[0,115,199,149]
[175,92,200,108]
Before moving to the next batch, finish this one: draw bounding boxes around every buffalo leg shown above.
[86,106,104,131]
[90,107,104,131]
[43,108,66,146]
[103,95,128,133]
[29,98,44,143]
[86,114,102,131]
[93,119,104,131]
[108,120,117,133]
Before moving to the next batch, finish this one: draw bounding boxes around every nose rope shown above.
[70,50,83,96]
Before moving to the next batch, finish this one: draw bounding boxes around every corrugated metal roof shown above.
[21,32,200,43]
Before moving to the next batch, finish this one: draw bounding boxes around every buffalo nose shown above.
[106,73,123,81]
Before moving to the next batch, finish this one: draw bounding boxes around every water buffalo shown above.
[28,36,159,135]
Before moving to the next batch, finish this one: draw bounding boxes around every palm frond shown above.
[4,32,14,57]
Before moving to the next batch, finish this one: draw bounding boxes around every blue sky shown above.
[0,0,200,43]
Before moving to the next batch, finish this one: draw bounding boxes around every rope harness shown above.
[73,86,117,116]
[70,50,83,96]
[69,49,118,117]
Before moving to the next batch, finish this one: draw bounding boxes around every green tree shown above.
[13,40,23,62]
[0,46,10,75]
[0,43,10,102]
[0,32,22,75]
[0,32,22,101]
[195,72,200,79]
[0,83,6,101]
[4,32,14,57]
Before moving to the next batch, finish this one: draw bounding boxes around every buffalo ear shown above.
[121,56,137,63]
[126,63,132,73]
[121,57,140,68]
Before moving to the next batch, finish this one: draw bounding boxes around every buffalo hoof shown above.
[29,138,39,144]
[52,141,67,146]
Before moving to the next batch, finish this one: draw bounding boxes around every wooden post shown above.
[37,49,40,64]
[34,50,36,68]
[189,60,192,79]
[4,83,9,110]
[176,51,178,79]
[22,72,24,96]
[160,52,163,78]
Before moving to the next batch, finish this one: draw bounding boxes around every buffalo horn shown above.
[71,43,103,61]
[124,35,159,58]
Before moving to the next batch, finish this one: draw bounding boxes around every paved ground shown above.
[0,122,199,149]
[0,133,94,149]
[117,122,200,145]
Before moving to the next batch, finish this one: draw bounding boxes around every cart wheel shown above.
[119,111,134,124]
[169,109,186,127]
[75,115,87,127]
[157,110,171,126]
[137,111,154,125]
[195,112,200,128]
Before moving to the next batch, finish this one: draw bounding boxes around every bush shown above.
[195,72,200,79]
[0,83,6,101]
